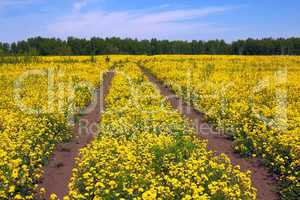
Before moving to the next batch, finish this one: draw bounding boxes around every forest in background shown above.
[0,37,300,56]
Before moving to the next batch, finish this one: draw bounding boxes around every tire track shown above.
[140,65,279,200]
[36,70,115,200]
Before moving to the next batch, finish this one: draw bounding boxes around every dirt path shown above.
[36,70,114,200]
[140,66,279,200]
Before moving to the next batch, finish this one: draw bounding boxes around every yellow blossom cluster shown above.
[142,55,300,199]
[67,63,256,199]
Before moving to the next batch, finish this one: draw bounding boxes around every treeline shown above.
[1,36,300,55]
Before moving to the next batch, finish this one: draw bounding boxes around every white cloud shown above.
[73,0,88,11]
[134,7,232,24]
[48,6,236,40]
[72,0,103,12]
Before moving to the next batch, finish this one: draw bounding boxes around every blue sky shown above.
[0,0,299,42]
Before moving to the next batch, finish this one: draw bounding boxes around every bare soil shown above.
[36,70,114,200]
[141,66,279,200]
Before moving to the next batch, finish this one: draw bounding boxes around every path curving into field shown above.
[36,70,115,200]
[140,66,279,200]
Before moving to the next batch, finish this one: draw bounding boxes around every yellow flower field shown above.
[0,57,110,199]
[0,55,298,199]
[142,55,300,199]
[67,63,256,199]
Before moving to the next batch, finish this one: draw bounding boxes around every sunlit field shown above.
[0,55,299,200]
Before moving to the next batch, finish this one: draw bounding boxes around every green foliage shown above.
[2,37,300,56]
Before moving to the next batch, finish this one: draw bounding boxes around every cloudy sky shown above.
[0,0,299,42]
